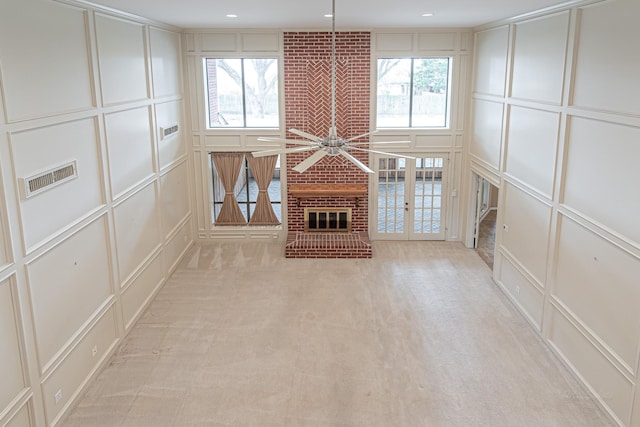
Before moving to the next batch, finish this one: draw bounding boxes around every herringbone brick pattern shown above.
[284,32,371,249]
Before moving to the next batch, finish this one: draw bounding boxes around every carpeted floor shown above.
[62,241,612,426]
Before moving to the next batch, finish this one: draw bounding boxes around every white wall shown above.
[0,0,192,425]
[468,0,640,425]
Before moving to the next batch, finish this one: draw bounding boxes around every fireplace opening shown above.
[305,208,351,232]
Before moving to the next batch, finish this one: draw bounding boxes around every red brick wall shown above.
[284,32,371,233]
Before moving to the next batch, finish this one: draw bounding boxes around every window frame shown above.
[203,57,281,129]
[375,56,453,129]
[210,154,282,226]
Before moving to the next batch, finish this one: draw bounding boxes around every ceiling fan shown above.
[251,0,414,174]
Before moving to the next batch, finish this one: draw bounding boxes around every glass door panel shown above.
[373,154,447,241]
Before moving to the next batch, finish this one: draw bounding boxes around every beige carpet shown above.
[62,241,612,426]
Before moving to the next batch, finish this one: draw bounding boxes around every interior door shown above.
[373,154,448,240]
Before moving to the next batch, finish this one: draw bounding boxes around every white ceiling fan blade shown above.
[346,130,379,142]
[347,146,416,160]
[339,149,374,174]
[257,137,316,146]
[252,146,318,158]
[292,149,328,173]
[288,128,324,142]
[348,140,411,145]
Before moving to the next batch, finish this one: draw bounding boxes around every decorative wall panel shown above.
[549,306,633,425]
[113,183,161,285]
[470,99,503,169]
[121,254,163,330]
[501,183,552,285]
[511,12,569,104]
[572,0,640,114]
[95,14,148,105]
[41,307,117,425]
[104,107,154,198]
[150,27,182,98]
[505,106,559,197]
[473,26,508,97]
[553,215,640,371]
[26,217,112,372]
[497,257,544,329]
[11,118,103,251]
[0,278,25,412]
[160,162,190,238]
[563,117,640,244]
[0,0,93,121]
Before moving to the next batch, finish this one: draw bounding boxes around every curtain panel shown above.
[246,153,280,225]
[211,152,247,226]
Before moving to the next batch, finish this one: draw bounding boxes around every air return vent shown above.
[160,124,179,139]
[21,160,78,199]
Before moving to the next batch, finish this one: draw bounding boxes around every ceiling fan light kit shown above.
[253,0,414,174]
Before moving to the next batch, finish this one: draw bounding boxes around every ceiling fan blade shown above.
[257,137,316,146]
[346,146,416,160]
[288,128,324,142]
[346,130,379,142]
[339,149,374,174]
[348,140,411,145]
[292,149,328,173]
[252,146,318,158]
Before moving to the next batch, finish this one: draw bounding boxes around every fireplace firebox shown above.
[304,208,351,232]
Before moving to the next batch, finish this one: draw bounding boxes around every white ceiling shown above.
[87,0,571,29]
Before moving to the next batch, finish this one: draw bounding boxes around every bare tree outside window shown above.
[377,57,451,128]
[205,58,279,128]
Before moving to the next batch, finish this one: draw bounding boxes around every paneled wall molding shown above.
[473,0,601,31]
[55,0,181,32]
[469,162,500,187]
[549,286,638,378]
[557,204,640,255]
[38,295,115,379]
[0,0,191,425]
[469,157,500,181]
[469,1,640,424]
[503,174,554,205]
[498,246,546,292]
[0,389,33,427]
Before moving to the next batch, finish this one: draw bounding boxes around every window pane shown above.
[376,57,451,128]
[412,58,450,127]
[244,59,279,127]
[376,58,411,127]
[206,58,243,127]
[210,154,282,225]
[205,58,279,128]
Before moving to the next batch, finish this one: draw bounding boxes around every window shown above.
[210,153,281,225]
[205,58,279,128]
[376,57,451,128]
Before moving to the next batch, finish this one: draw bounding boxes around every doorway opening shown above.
[473,175,498,269]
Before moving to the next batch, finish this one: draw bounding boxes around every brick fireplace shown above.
[283,32,372,258]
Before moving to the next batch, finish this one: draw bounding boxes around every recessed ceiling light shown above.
[324,14,333,18]
[422,13,434,17]
[226,14,238,18]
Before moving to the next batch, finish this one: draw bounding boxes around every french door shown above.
[373,154,448,240]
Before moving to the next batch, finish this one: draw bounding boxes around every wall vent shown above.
[160,124,179,139]
[21,160,78,199]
